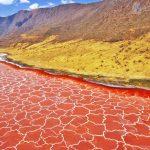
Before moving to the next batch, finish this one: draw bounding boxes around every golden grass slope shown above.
[0,34,150,80]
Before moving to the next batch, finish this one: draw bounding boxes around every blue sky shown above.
[0,0,100,17]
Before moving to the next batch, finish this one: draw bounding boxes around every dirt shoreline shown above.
[0,53,150,90]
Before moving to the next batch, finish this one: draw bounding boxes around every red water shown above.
[0,62,150,150]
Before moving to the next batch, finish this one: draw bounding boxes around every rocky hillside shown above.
[0,0,150,46]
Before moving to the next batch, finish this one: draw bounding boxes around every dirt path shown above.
[0,62,150,150]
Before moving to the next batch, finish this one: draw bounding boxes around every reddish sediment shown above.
[0,62,149,150]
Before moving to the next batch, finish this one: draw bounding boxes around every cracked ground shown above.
[0,62,150,150]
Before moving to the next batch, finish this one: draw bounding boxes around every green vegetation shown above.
[0,34,150,80]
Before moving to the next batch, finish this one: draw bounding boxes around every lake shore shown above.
[0,53,149,90]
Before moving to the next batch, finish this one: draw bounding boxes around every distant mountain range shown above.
[0,0,150,46]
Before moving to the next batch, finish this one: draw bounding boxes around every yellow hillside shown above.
[0,34,150,80]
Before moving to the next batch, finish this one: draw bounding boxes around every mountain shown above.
[0,0,150,46]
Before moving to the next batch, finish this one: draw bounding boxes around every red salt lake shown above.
[0,62,150,150]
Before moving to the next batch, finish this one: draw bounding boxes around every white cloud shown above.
[29,2,55,10]
[0,0,15,5]
[39,2,55,8]
[29,3,39,10]
[48,2,55,7]
[20,0,30,3]
[61,0,75,4]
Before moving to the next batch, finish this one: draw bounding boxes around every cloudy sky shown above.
[0,0,100,17]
